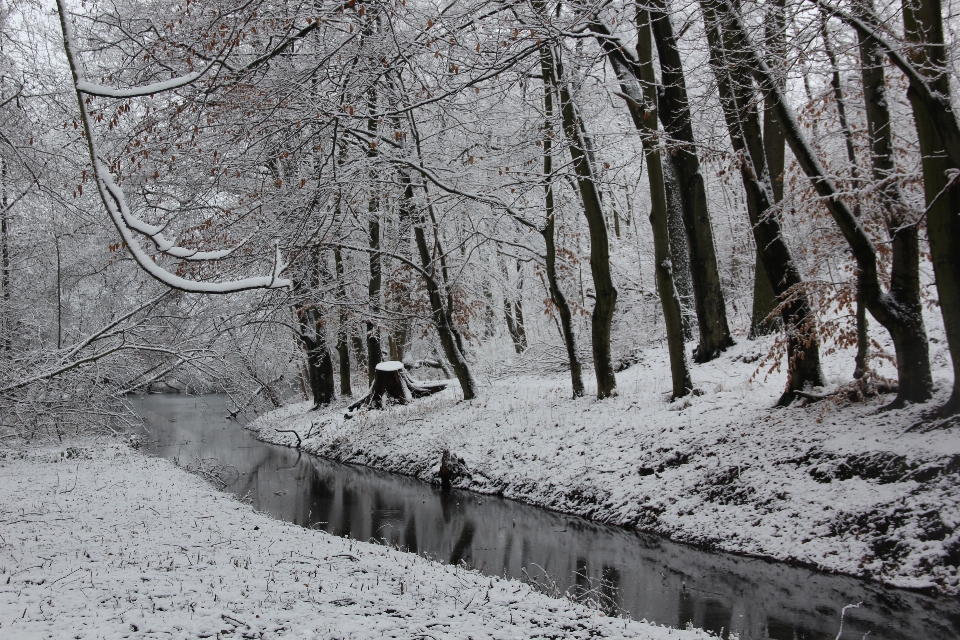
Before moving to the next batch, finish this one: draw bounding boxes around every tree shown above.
[541,40,618,399]
[647,0,734,362]
[589,13,692,399]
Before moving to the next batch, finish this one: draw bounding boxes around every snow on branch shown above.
[76,73,202,98]
[56,0,291,294]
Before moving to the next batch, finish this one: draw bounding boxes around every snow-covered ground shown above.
[250,334,960,596]
[0,442,710,639]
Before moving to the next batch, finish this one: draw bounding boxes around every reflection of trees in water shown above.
[678,591,734,639]
[702,599,732,639]
[600,565,622,618]
[371,489,407,546]
[574,558,589,601]
[439,491,458,523]
[678,590,695,631]
[338,486,357,539]
[404,515,418,553]
[766,616,830,640]
[500,533,514,576]
[306,472,335,530]
[567,559,623,617]
[449,521,476,565]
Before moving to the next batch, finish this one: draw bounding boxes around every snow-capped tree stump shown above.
[345,361,449,415]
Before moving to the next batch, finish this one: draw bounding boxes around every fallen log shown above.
[346,361,449,416]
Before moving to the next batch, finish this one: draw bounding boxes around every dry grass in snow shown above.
[0,443,711,639]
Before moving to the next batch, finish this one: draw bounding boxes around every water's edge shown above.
[137,395,960,640]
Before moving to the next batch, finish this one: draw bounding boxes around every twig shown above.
[276,429,301,447]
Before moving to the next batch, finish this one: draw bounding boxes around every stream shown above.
[132,394,960,640]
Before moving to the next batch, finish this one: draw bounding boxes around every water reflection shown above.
[132,395,960,640]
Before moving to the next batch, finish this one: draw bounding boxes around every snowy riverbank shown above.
[250,337,960,596]
[0,441,709,639]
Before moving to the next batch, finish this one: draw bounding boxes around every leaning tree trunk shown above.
[702,0,824,403]
[715,0,934,408]
[593,14,691,399]
[539,47,585,398]
[385,96,479,401]
[392,132,479,399]
[346,361,449,414]
[899,0,957,413]
[543,42,618,399]
[647,0,734,362]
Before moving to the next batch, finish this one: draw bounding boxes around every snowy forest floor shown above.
[0,442,709,639]
[250,333,960,597]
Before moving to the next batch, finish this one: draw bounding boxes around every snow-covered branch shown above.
[56,0,291,294]
[75,73,202,99]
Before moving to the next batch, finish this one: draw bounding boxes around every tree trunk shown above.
[898,0,955,412]
[751,0,785,339]
[500,253,527,354]
[513,261,528,352]
[295,303,336,408]
[351,332,367,380]
[334,249,352,397]
[648,0,734,362]
[366,86,383,384]
[481,280,498,339]
[503,294,523,354]
[1,156,9,352]
[702,0,825,403]
[661,156,695,341]
[539,53,585,397]
[542,43,618,399]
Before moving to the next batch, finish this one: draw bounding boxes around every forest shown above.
[2,0,960,637]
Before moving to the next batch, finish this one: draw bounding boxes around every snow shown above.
[0,443,711,639]
[377,361,406,372]
[250,332,960,596]
[76,73,201,98]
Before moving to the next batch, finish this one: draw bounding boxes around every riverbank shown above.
[250,337,960,596]
[0,440,709,639]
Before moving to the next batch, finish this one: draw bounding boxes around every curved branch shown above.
[56,0,291,294]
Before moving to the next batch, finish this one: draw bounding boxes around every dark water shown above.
[132,395,960,640]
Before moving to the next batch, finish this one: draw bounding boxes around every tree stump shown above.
[346,361,449,415]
